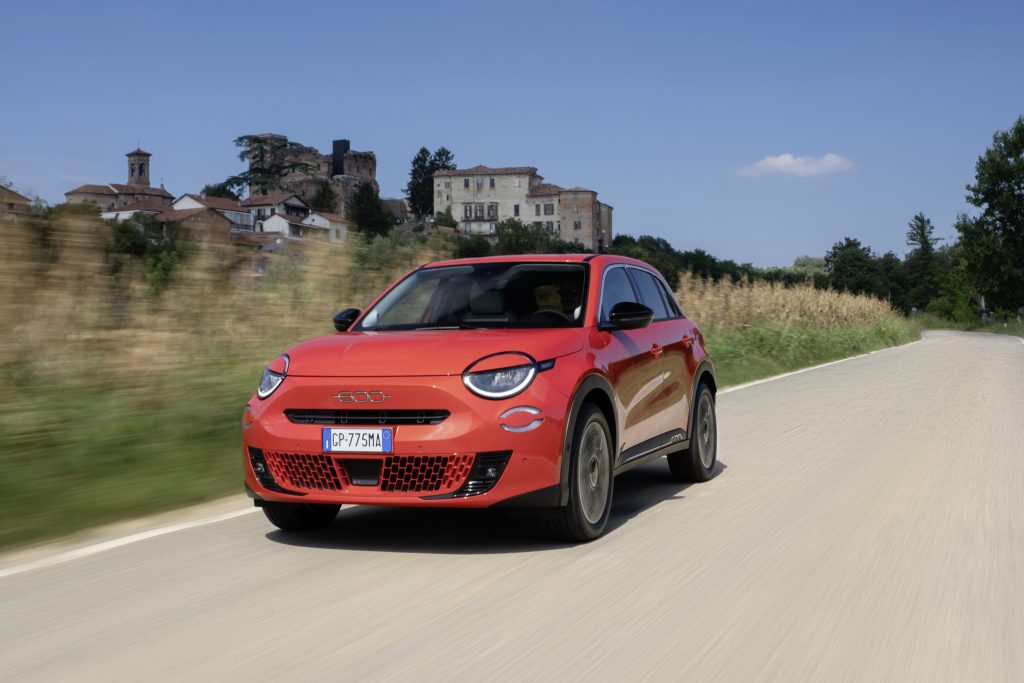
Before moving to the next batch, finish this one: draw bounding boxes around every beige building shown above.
[1,185,32,222]
[65,148,174,210]
[433,165,612,251]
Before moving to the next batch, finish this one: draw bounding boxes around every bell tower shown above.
[126,148,152,188]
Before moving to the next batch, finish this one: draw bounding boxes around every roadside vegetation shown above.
[0,209,918,549]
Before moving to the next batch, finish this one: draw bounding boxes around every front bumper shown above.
[242,372,569,508]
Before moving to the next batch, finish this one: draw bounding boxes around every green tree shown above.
[904,212,941,310]
[224,135,317,197]
[825,237,883,296]
[348,182,394,238]
[309,180,340,213]
[453,235,492,258]
[199,182,239,200]
[405,146,457,217]
[957,116,1024,310]
[493,218,555,255]
[435,206,457,228]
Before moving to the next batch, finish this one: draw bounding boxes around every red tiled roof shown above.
[102,200,166,214]
[66,184,117,197]
[181,193,245,212]
[126,148,152,157]
[527,183,566,197]
[434,165,539,177]
[108,183,173,198]
[240,193,306,207]
[155,207,229,223]
[306,211,344,222]
[564,186,595,193]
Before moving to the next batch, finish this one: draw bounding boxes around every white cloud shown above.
[737,153,855,178]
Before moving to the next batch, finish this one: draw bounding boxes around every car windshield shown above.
[355,262,588,331]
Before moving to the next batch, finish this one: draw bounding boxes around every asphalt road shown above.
[2,330,1023,681]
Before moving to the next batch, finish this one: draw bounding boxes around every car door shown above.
[597,265,669,457]
[628,268,694,439]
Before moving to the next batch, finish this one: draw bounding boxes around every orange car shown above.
[243,254,717,541]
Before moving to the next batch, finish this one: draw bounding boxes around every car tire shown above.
[668,383,717,483]
[262,502,340,531]
[548,403,614,542]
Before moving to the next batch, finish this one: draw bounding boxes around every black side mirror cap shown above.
[333,308,361,332]
[604,301,654,330]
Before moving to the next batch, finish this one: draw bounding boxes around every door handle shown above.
[651,344,664,358]
[681,335,694,349]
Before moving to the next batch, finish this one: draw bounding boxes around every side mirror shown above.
[606,301,654,330]
[332,308,361,332]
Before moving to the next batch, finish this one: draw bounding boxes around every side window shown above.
[656,278,683,317]
[601,267,638,321]
[631,270,671,320]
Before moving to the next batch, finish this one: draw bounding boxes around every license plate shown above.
[321,428,393,453]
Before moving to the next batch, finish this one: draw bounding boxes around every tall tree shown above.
[309,180,340,213]
[957,116,1024,310]
[223,135,316,198]
[404,146,457,217]
[825,237,883,296]
[348,182,394,238]
[904,212,940,310]
[200,182,239,200]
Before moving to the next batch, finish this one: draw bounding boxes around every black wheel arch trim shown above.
[558,373,618,507]
[689,359,717,433]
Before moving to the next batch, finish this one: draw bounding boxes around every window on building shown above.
[130,163,136,177]
[464,205,472,219]
[533,221,542,229]
[489,178,495,189]
[289,225,302,237]
[514,177,521,188]
[444,181,450,189]
[573,204,579,213]
[139,163,145,176]
[463,223,471,234]
[514,204,520,216]
[475,204,484,218]
[545,221,554,232]
[270,208,276,215]
[335,229,341,239]
[464,178,470,189]
[489,223,497,234]
[535,204,541,216]
[574,220,582,231]
[544,203,555,215]
[487,204,498,219]
[476,178,484,190]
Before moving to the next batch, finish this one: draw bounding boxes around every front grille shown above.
[380,454,474,493]
[285,409,450,426]
[264,452,343,492]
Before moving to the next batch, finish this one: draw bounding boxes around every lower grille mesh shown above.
[380,454,473,493]
[264,452,342,491]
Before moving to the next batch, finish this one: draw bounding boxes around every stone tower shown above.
[126,148,152,188]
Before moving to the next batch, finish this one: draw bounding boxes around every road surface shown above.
[2,330,1023,681]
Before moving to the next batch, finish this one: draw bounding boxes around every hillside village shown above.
[3,134,614,254]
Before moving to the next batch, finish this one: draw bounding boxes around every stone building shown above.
[433,165,612,251]
[65,148,174,210]
[1,185,32,222]
[248,134,376,221]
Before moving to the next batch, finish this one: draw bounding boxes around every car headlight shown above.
[257,354,289,399]
[463,353,537,399]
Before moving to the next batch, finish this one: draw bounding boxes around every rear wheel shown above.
[262,502,340,531]
[668,384,717,482]
[548,403,614,542]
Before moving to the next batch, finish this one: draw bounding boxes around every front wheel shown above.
[668,384,717,482]
[547,403,614,542]
[262,502,340,531]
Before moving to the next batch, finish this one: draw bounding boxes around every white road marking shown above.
[0,336,935,579]
[719,339,923,395]
[0,508,259,580]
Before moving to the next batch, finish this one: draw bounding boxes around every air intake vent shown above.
[285,409,450,426]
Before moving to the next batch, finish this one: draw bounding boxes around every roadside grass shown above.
[0,212,923,549]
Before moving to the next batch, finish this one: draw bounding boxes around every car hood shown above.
[285,328,584,377]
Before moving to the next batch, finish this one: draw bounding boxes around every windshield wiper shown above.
[410,324,485,330]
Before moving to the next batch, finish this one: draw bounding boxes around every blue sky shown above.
[1,0,1021,266]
